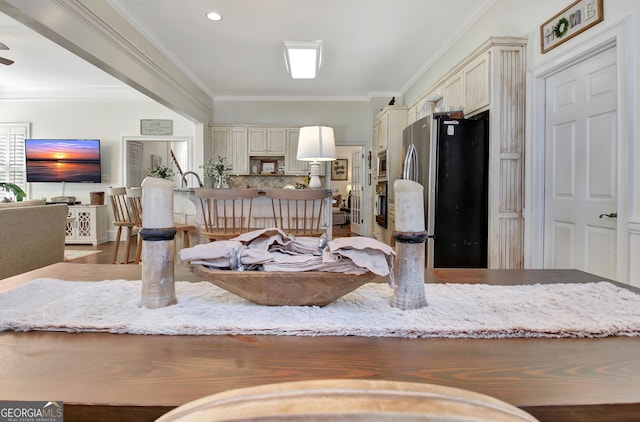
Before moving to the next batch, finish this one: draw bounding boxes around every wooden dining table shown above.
[1,263,639,421]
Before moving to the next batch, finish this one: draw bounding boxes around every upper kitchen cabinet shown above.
[442,51,490,115]
[408,88,442,123]
[210,127,249,175]
[284,129,306,175]
[373,105,407,155]
[443,71,463,110]
[284,129,325,176]
[462,52,490,114]
[248,128,286,156]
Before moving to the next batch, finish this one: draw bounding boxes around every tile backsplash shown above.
[226,175,325,190]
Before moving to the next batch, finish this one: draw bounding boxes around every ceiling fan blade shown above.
[0,56,14,65]
[0,42,8,50]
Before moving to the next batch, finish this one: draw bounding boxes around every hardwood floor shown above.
[332,222,353,238]
[65,239,137,264]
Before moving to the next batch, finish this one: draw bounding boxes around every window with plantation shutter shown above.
[0,123,30,199]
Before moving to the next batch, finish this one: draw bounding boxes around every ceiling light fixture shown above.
[206,11,222,21]
[283,40,322,79]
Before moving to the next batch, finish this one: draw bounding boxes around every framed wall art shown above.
[141,119,173,135]
[540,0,603,54]
[260,160,277,174]
[331,159,348,181]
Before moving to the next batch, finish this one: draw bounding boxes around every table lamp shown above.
[297,126,336,189]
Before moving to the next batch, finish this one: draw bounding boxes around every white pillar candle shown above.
[141,177,174,228]
[393,179,425,232]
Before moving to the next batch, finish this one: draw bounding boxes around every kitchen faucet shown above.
[181,171,203,188]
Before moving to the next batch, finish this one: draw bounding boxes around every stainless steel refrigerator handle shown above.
[403,144,418,181]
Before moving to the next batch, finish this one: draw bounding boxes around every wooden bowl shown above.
[157,379,538,421]
[189,265,379,306]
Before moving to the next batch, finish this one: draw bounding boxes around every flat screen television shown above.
[25,139,102,183]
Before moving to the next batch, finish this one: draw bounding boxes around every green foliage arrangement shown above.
[146,164,175,180]
[0,182,27,201]
[201,156,233,179]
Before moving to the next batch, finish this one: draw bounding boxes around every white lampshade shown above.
[297,126,336,189]
[297,126,336,161]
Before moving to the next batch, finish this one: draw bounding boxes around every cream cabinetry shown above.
[374,113,388,152]
[371,106,407,243]
[441,51,490,114]
[372,203,395,246]
[373,106,407,154]
[284,129,326,176]
[210,127,249,175]
[284,129,307,175]
[211,125,325,177]
[461,52,490,114]
[65,205,108,245]
[443,71,463,109]
[248,128,286,156]
[406,37,527,269]
[373,106,408,199]
[408,90,441,123]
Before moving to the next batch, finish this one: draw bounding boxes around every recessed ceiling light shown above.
[206,11,222,21]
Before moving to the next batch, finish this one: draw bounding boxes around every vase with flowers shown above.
[146,164,175,180]
[201,156,233,188]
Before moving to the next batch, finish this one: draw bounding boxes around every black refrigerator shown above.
[402,113,489,268]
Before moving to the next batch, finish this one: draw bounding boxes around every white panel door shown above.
[544,47,618,278]
[127,141,144,187]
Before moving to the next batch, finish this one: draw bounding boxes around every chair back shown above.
[108,187,137,264]
[266,188,328,237]
[108,187,135,225]
[195,188,259,241]
[125,187,143,227]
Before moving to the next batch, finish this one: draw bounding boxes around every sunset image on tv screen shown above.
[25,139,101,183]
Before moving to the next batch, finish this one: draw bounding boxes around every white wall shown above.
[0,99,196,203]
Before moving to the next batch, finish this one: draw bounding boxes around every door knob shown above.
[598,212,617,219]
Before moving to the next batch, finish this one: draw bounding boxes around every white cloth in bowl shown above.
[178,228,395,280]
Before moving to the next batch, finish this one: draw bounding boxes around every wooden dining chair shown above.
[125,187,144,264]
[126,187,197,264]
[108,187,137,264]
[194,188,259,241]
[266,188,328,237]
